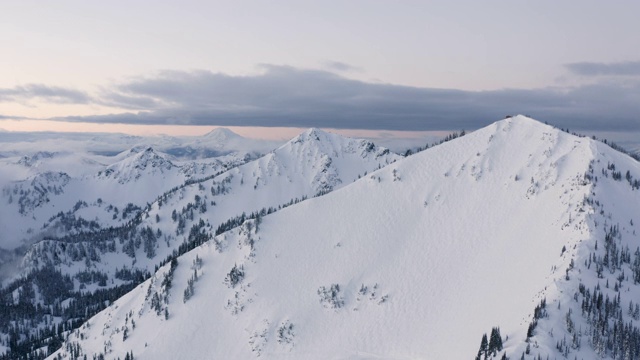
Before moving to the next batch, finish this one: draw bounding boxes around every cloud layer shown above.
[0,84,91,104]
[5,64,640,132]
[566,61,640,77]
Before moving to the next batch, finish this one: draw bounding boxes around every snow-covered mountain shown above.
[0,128,400,358]
[0,129,267,253]
[20,128,400,277]
[157,128,256,160]
[0,148,248,254]
[45,116,640,360]
[187,127,246,152]
[96,147,178,184]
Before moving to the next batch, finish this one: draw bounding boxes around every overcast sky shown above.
[1,0,639,141]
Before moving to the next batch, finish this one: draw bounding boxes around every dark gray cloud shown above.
[41,65,640,132]
[566,61,640,77]
[0,84,92,104]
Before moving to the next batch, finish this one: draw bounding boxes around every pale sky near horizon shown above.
[1,0,639,139]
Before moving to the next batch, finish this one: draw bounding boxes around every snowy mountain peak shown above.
[302,127,323,137]
[264,128,401,195]
[293,127,327,143]
[203,127,242,143]
[16,151,56,167]
[97,147,176,183]
[286,128,388,158]
[506,113,534,121]
[129,147,170,165]
[122,145,151,157]
[497,114,549,129]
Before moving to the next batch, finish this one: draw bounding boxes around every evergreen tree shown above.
[476,333,488,360]
[489,327,503,355]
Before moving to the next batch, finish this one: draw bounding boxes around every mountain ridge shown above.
[3,116,639,359]
[20,126,400,278]
[46,115,640,360]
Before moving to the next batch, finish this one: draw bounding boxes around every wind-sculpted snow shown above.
[47,116,640,360]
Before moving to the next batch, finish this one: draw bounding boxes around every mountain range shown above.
[0,126,400,359]
[2,116,640,360]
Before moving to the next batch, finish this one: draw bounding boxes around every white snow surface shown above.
[47,116,640,360]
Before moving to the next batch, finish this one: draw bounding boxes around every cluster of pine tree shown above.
[475,327,505,360]
[0,163,246,359]
[600,162,640,190]
[569,221,640,359]
[317,284,344,309]
[0,265,143,360]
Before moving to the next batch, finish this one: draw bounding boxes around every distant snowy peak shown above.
[162,127,260,159]
[97,147,176,183]
[16,151,56,167]
[125,145,153,155]
[289,127,335,145]
[202,127,242,143]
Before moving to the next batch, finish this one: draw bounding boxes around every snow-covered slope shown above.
[47,116,640,360]
[0,128,400,358]
[21,128,400,277]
